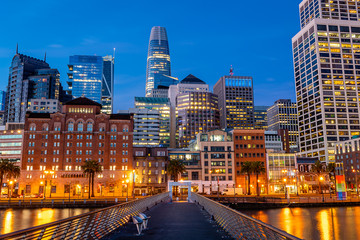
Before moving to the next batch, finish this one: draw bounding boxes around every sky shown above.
[0,0,302,112]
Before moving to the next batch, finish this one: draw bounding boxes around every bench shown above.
[132,216,144,235]
[138,213,151,229]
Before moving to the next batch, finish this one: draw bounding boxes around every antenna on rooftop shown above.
[230,65,234,76]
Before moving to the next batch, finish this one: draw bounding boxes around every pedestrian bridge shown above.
[0,193,301,240]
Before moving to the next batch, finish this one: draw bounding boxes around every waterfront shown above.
[0,208,95,234]
[241,206,360,240]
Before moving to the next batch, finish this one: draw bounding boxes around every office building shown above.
[149,86,170,98]
[102,55,114,114]
[134,97,170,147]
[19,97,134,197]
[267,99,298,149]
[5,50,50,123]
[27,99,61,114]
[233,130,267,194]
[0,91,6,111]
[133,147,168,195]
[145,26,175,96]
[293,1,360,162]
[67,55,103,104]
[265,131,284,152]
[213,75,254,129]
[169,74,209,147]
[119,108,161,146]
[177,92,220,148]
[254,106,269,130]
[28,69,61,100]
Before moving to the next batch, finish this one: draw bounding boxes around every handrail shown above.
[0,192,170,240]
[191,193,302,240]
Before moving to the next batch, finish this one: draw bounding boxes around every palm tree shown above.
[167,159,186,196]
[0,159,14,196]
[6,164,20,199]
[82,160,102,198]
[312,160,324,194]
[241,161,253,195]
[327,163,336,195]
[252,161,266,196]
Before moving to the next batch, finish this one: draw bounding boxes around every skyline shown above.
[0,0,301,111]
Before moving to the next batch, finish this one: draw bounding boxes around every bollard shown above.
[41,200,43,206]
[84,200,86,204]
[115,198,118,203]
[94,200,96,204]
[105,200,107,204]
[19,200,21,206]
[30,200,32,205]
[73,200,75,204]
[62,200,64,205]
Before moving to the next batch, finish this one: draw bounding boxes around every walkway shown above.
[105,202,231,240]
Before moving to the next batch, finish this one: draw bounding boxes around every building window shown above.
[68,122,74,132]
[87,122,93,132]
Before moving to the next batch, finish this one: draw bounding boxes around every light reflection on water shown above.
[0,208,95,235]
[241,206,360,240]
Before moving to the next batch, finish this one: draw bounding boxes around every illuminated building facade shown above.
[145,26,174,96]
[134,97,170,147]
[267,99,298,149]
[254,106,268,130]
[101,55,114,114]
[28,99,61,114]
[293,0,360,162]
[213,75,254,130]
[233,130,267,194]
[19,97,133,197]
[177,92,220,148]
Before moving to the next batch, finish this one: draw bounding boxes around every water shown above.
[0,208,96,235]
[241,206,360,240]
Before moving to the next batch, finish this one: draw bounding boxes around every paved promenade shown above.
[106,202,231,240]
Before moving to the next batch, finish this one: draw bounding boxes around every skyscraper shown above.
[267,99,298,149]
[102,55,114,114]
[5,49,50,123]
[28,69,61,100]
[213,75,254,130]
[67,55,103,104]
[293,0,360,162]
[0,91,6,111]
[145,26,175,96]
[254,106,269,130]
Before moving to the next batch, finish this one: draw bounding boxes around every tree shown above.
[312,160,324,194]
[6,163,20,198]
[167,159,186,196]
[0,159,17,196]
[327,163,336,194]
[82,160,102,198]
[241,161,253,195]
[251,161,266,196]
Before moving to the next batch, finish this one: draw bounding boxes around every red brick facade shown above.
[20,97,134,198]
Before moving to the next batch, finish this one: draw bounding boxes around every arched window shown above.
[87,122,93,132]
[29,124,36,131]
[68,122,74,132]
[78,122,83,132]
[111,125,117,132]
[42,124,49,131]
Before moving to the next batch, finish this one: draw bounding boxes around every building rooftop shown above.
[64,97,102,107]
[135,97,169,104]
[27,112,51,119]
[180,74,206,84]
[109,114,132,120]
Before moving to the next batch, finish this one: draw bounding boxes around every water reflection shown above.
[0,208,95,235]
[241,206,360,240]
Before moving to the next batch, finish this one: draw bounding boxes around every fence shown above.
[0,192,169,240]
[191,193,302,240]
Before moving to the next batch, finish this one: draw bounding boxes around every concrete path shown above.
[105,202,231,240]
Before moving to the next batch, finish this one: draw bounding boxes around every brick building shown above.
[233,130,267,194]
[20,97,133,197]
[133,147,168,195]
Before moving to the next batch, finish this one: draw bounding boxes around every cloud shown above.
[48,44,63,48]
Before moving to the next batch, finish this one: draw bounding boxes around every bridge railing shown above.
[0,192,169,240]
[191,193,302,240]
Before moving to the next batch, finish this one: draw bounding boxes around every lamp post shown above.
[353,169,359,196]
[132,170,136,199]
[215,169,220,200]
[283,178,287,198]
[125,179,129,201]
[7,180,14,204]
[43,170,55,200]
[282,169,288,196]
[320,176,324,202]
[293,169,299,196]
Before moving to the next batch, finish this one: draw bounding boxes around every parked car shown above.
[222,188,243,196]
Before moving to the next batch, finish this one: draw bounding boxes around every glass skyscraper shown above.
[145,26,175,97]
[102,55,114,114]
[68,55,103,104]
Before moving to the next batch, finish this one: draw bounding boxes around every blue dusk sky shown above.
[0,0,302,111]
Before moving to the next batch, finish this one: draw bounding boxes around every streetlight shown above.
[7,180,14,204]
[125,179,129,201]
[353,169,359,196]
[293,169,299,196]
[283,178,287,198]
[215,169,220,199]
[132,170,136,199]
[320,176,324,202]
[44,170,55,199]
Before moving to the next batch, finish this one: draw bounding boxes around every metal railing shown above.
[0,192,169,240]
[191,193,302,240]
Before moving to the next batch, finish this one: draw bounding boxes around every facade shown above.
[101,55,114,114]
[134,97,170,147]
[233,130,267,194]
[267,153,297,194]
[191,130,234,194]
[149,86,169,98]
[265,131,284,152]
[335,137,360,189]
[145,26,174,96]
[119,108,160,146]
[67,55,103,104]
[213,75,254,130]
[177,92,220,148]
[28,99,61,114]
[293,1,360,163]
[296,157,325,193]
[168,74,209,148]
[5,51,50,123]
[28,69,61,100]
[254,106,268,130]
[133,147,168,195]
[20,97,134,197]
[267,99,298,149]
[0,91,6,111]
